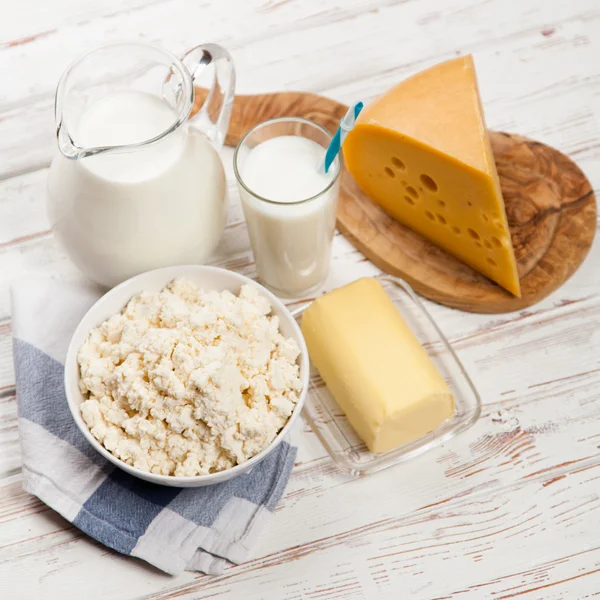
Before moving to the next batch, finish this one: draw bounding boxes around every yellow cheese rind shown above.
[301,278,454,453]
[343,55,520,297]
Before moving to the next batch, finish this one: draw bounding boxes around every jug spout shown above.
[54,67,86,160]
[56,121,85,160]
[54,59,101,160]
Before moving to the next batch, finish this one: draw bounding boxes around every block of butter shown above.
[301,278,454,453]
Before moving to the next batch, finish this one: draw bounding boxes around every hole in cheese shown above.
[484,239,493,249]
[452,226,461,234]
[420,174,438,192]
[467,228,480,240]
[384,166,395,178]
[438,199,446,207]
[391,156,406,170]
[436,213,447,224]
[487,257,497,266]
[467,201,473,207]
[401,180,407,186]
[425,210,435,221]
[482,213,489,222]
[406,186,418,199]
[404,195,415,205]
[476,241,483,248]
[492,236,503,248]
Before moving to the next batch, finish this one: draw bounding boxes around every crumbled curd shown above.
[78,279,302,476]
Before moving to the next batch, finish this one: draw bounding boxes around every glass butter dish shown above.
[293,275,481,477]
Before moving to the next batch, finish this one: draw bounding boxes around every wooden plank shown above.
[2,454,600,599]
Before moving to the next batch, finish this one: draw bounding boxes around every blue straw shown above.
[322,101,364,174]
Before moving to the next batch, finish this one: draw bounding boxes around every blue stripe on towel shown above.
[74,469,181,553]
[13,338,107,467]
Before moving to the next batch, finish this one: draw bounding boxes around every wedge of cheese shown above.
[343,55,520,296]
[301,278,454,453]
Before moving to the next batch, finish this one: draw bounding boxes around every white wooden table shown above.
[2,1,600,598]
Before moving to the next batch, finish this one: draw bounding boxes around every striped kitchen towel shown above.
[11,278,296,576]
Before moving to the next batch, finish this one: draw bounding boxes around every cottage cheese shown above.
[77,279,302,476]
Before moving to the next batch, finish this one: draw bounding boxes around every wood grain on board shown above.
[195,89,596,313]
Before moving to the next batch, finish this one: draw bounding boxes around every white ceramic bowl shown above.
[64,265,309,487]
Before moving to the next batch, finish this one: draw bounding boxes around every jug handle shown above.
[181,44,235,150]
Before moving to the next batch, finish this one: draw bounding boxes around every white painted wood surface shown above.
[1,0,599,598]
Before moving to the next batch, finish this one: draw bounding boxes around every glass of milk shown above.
[234,117,341,298]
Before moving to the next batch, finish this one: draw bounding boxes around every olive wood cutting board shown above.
[193,89,596,313]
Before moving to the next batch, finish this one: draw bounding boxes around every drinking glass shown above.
[234,117,341,298]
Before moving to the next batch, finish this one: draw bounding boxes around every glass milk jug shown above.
[47,42,235,287]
